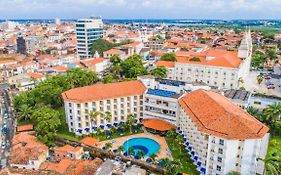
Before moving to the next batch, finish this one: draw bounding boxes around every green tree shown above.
[120,54,147,78]
[176,134,184,153]
[117,145,123,155]
[103,75,113,83]
[257,73,264,84]
[258,150,281,175]
[105,142,113,150]
[17,104,32,121]
[189,57,201,62]
[149,153,157,162]
[251,53,267,69]
[126,114,135,133]
[166,160,181,175]
[266,49,278,60]
[128,147,135,156]
[247,106,260,117]
[104,111,112,123]
[151,66,167,78]
[160,53,177,62]
[263,102,281,123]
[31,106,61,146]
[66,68,99,88]
[137,150,145,159]
[110,55,122,65]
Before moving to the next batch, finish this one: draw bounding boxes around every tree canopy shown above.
[13,68,99,146]
[120,54,147,78]
[160,53,177,62]
[151,66,167,78]
[91,39,132,56]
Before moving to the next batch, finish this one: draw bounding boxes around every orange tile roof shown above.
[62,80,147,103]
[142,118,176,131]
[51,65,69,71]
[10,133,48,165]
[156,61,175,68]
[81,58,107,66]
[103,48,124,55]
[80,137,99,147]
[27,73,44,79]
[55,144,82,154]
[178,90,269,140]
[16,124,33,132]
[174,49,242,68]
[122,41,142,47]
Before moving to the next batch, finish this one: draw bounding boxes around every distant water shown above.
[0,19,280,26]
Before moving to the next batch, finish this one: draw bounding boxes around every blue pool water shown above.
[123,137,160,157]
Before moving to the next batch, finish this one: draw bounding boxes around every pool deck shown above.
[97,132,172,160]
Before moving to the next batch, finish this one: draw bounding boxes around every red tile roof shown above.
[80,137,99,147]
[27,73,44,79]
[178,90,269,140]
[81,58,107,66]
[156,61,175,68]
[142,118,176,131]
[16,124,33,132]
[173,49,242,68]
[62,80,147,103]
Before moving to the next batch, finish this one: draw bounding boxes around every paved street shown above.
[0,84,15,169]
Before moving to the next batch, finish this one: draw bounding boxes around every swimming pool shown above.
[123,137,160,157]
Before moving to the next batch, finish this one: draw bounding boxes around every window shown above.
[86,122,89,126]
[69,103,72,107]
[219,139,224,146]
[85,103,88,107]
[70,115,73,120]
[85,115,89,120]
[218,148,223,154]
[77,104,81,108]
[77,110,81,115]
[78,123,81,127]
[217,157,222,163]
[70,122,73,126]
[216,165,221,171]
[107,100,110,104]
[69,109,72,114]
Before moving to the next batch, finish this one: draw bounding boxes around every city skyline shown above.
[1,0,281,19]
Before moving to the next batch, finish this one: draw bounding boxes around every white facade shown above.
[76,17,104,59]
[64,95,143,135]
[165,31,252,89]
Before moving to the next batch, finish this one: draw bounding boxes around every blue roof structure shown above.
[146,89,176,98]
[158,79,185,87]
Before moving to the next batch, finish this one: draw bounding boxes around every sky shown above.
[1,0,281,19]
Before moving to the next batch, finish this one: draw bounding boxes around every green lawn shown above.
[165,136,200,175]
[267,136,281,157]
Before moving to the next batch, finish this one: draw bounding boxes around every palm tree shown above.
[89,111,103,127]
[149,153,157,163]
[104,111,112,123]
[126,114,135,133]
[247,106,260,117]
[137,150,145,159]
[263,102,281,123]
[17,104,32,121]
[257,73,264,84]
[128,147,135,156]
[105,142,113,150]
[117,145,123,155]
[257,150,281,175]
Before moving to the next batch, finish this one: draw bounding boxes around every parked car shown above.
[267,85,275,89]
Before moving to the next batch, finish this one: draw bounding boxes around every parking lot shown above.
[243,71,281,96]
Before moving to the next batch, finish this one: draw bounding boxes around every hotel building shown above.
[62,77,269,175]
[178,90,269,175]
[76,17,104,59]
[62,80,146,134]
[157,31,252,89]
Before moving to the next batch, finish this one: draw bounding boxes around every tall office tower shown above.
[16,37,27,54]
[76,17,104,59]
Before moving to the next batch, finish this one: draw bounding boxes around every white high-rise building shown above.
[76,17,104,59]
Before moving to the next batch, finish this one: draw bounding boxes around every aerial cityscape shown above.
[0,0,281,175]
